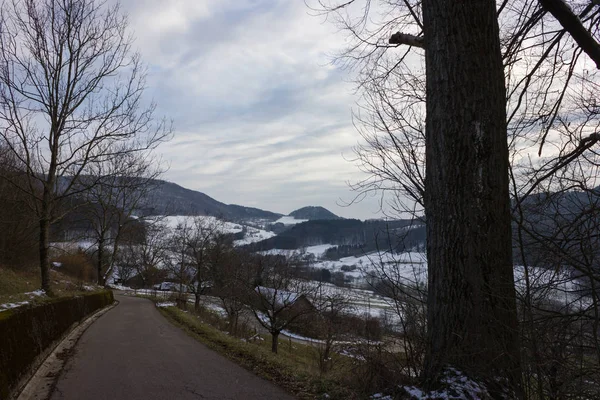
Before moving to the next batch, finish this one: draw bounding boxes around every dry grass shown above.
[0,266,40,299]
[0,265,102,305]
[157,305,359,400]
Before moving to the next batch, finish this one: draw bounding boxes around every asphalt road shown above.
[50,295,294,400]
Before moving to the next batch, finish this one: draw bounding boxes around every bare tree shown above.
[129,219,169,288]
[166,221,194,301]
[249,255,318,353]
[185,217,224,311]
[0,0,169,293]
[312,289,354,373]
[113,245,137,285]
[207,233,249,334]
[365,248,427,379]
[83,148,165,285]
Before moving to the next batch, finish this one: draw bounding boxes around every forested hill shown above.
[288,206,341,220]
[138,180,283,220]
[246,218,426,254]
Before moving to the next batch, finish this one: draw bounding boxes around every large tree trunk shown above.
[39,216,51,294]
[104,228,123,287]
[422,0,521,396]
[271,331,279,354]
[97,234,105,286]
[194,293,201,312]
[39,183,53,294]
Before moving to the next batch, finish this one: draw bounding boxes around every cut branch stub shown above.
[389,32,425,49]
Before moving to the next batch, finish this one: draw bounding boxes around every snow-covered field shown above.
[153,215,275,246]
[274,216,308,225]
[155,215,242,233]
[263,244,592,322]
[233,227,276,246]
[260,244,337,257]
[305,244,336,257]
[55,215,277,254]
[314,251,427,284]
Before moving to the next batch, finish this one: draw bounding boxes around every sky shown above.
[118,0,388,220]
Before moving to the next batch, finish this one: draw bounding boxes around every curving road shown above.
[50,294,294,400]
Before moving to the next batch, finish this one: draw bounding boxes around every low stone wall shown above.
[0,290,114,399]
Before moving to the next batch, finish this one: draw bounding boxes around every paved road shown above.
[51,295,294,400]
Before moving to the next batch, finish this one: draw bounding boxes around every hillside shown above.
[288,206,341,220]
[139,180,282,221]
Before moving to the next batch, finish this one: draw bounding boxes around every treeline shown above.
[246,219,426,256]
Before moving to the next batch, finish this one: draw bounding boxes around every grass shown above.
[0,266,103,305]
[157,305,360,400]
[0,267,40,297]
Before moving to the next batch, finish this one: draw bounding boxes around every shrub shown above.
[52,251,96,282]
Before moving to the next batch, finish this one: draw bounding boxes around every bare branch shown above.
[539,0,600,68]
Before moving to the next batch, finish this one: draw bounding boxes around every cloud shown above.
[120,0,386,219]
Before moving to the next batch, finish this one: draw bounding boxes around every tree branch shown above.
[539,0,600,69]
[389,32,425,49]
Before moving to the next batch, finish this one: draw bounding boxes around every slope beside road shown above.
[50,294,294,400]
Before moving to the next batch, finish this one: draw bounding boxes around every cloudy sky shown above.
[118,0,387,220]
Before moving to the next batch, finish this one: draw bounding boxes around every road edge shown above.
[16,300,119,400]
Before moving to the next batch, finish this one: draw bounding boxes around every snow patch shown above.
[107,284,134,291]
[401,368,492,399]
[370,394,392,400]
[0,301,29,311]
[156,302,176,308]
[24,290,46,297]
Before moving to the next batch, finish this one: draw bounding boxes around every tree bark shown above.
[104,226,124,287]
[38,183,54,295]
[97,235,105,286]
[422,0,522,396]
[39,216,51,294]
[194,294,201,312]
[271,331,279,354]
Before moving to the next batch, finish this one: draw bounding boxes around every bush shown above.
[0,290,114,399]
[52,251,96,282]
